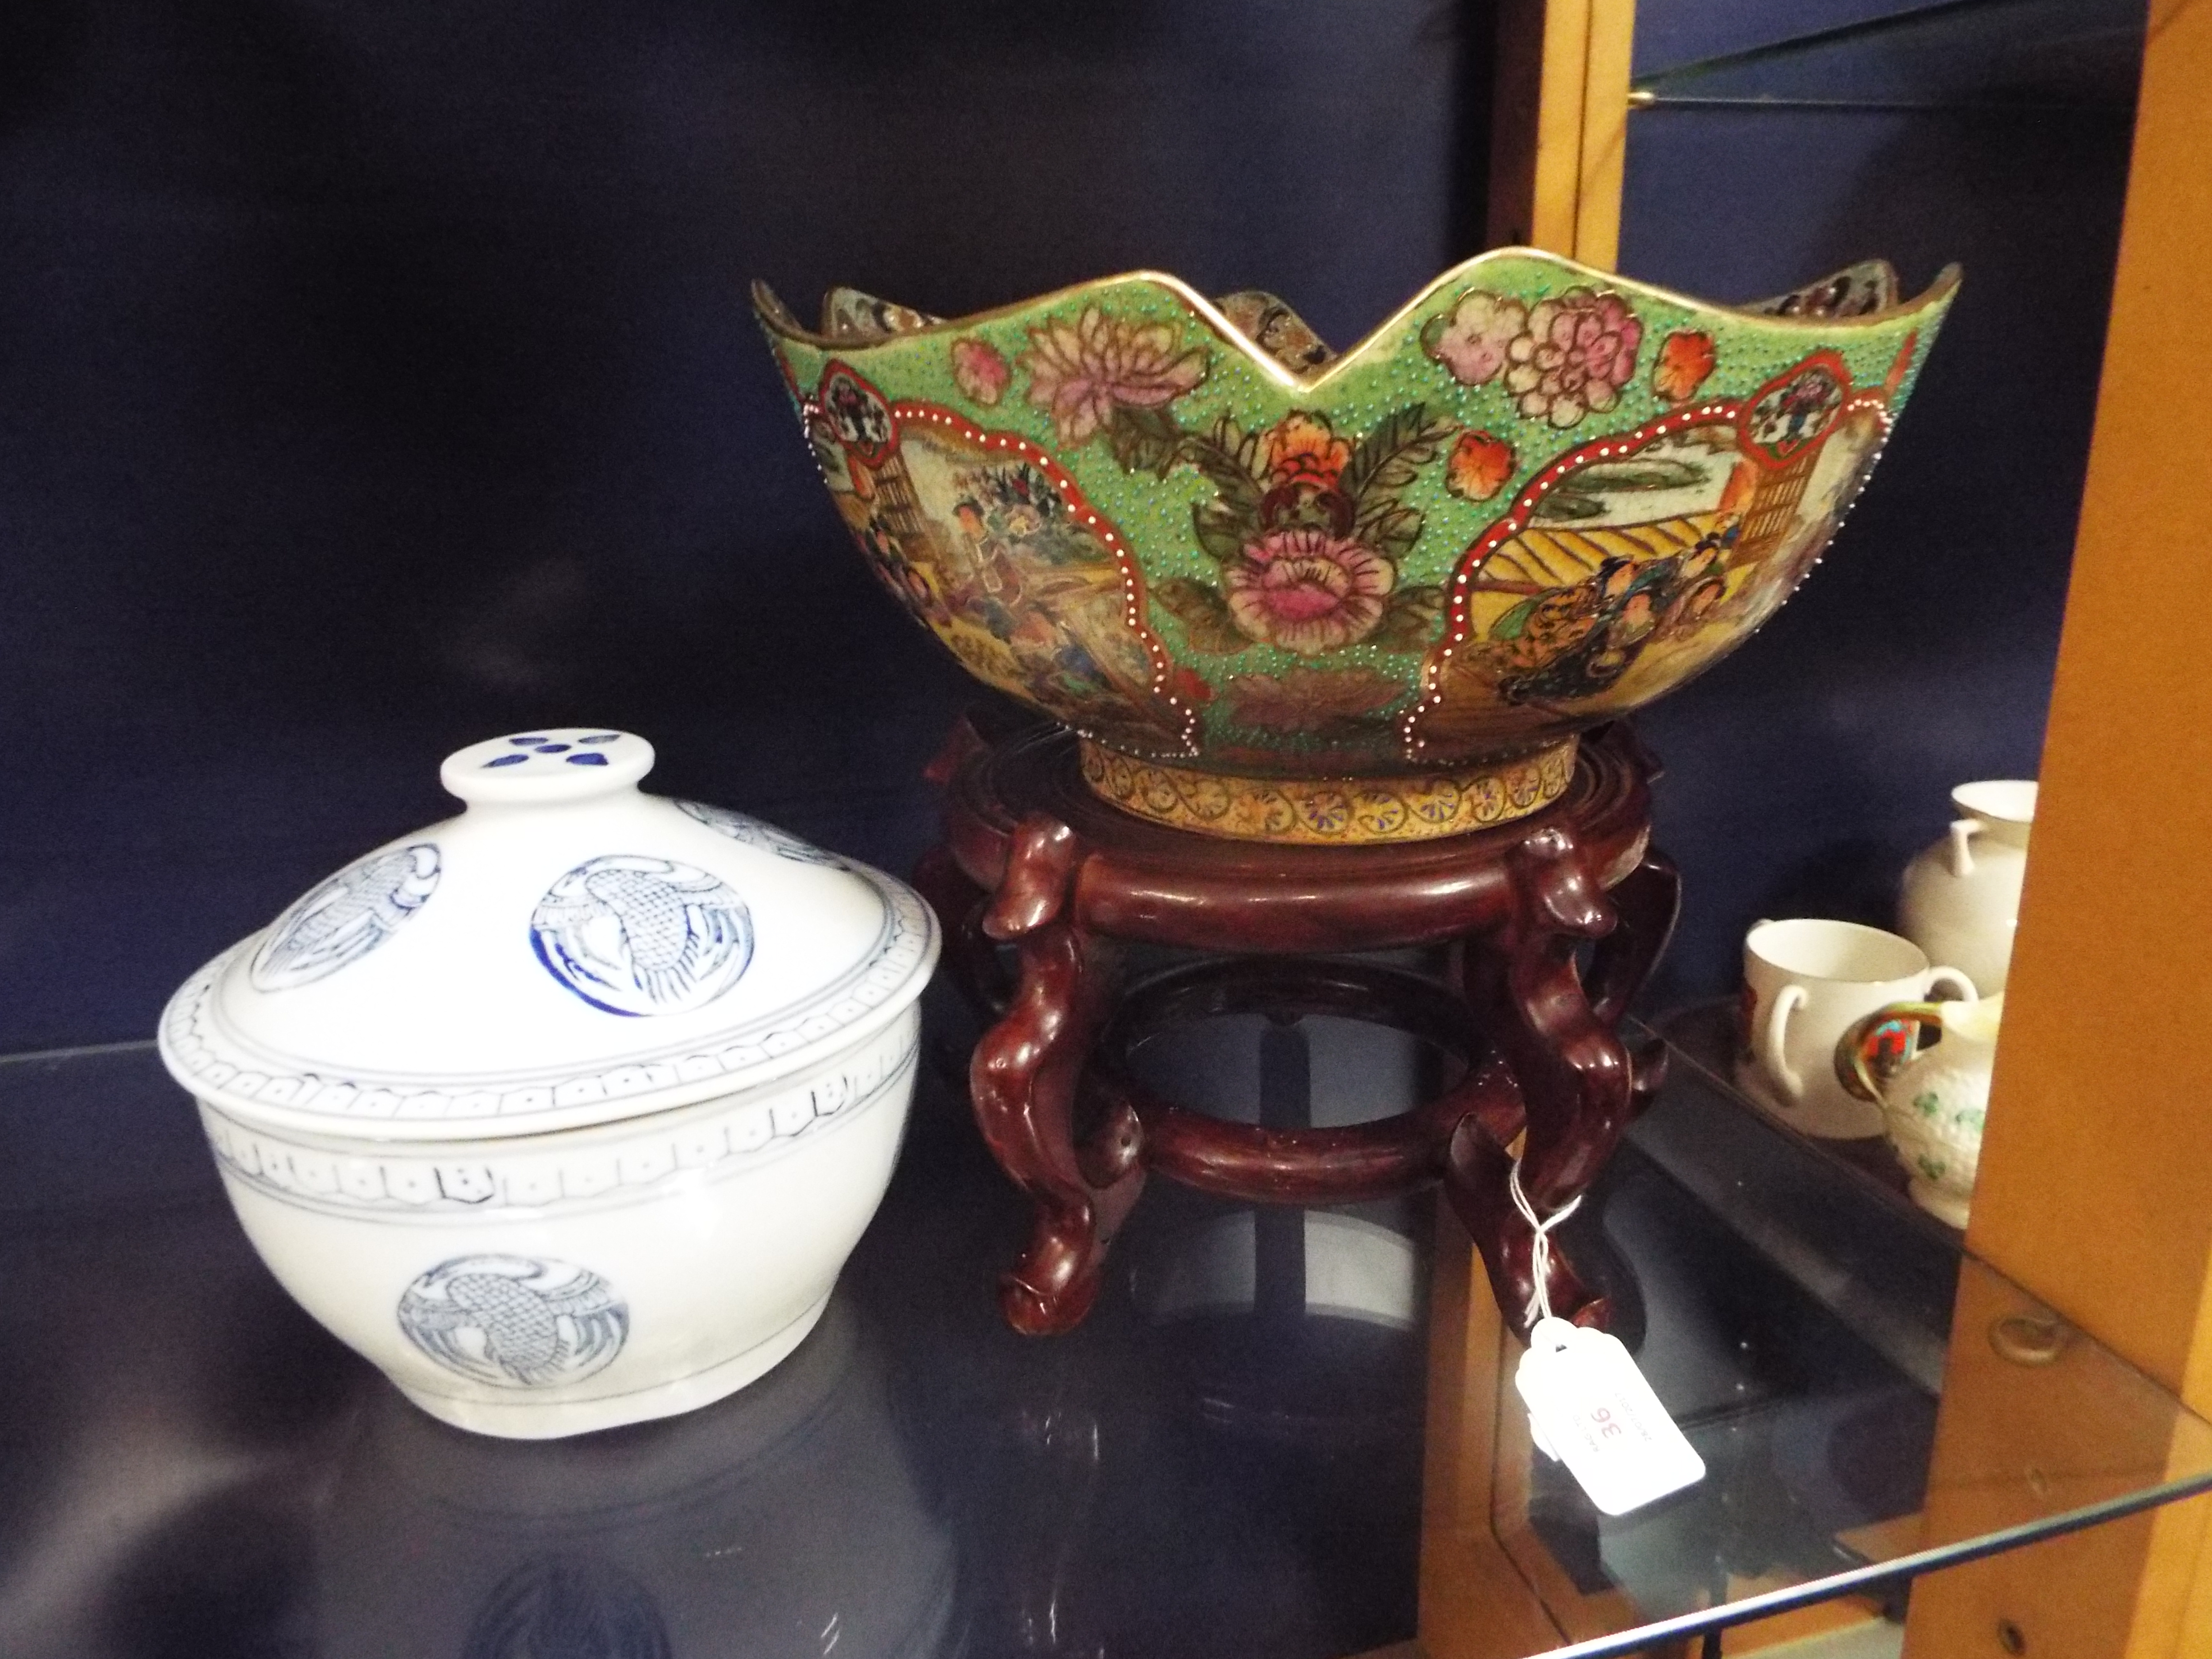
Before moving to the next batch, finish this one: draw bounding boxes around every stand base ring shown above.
[1077,737,1579,844]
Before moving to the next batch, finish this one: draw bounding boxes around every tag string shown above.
[1508,1158,1583,1329]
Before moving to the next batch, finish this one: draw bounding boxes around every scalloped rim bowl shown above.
[757,249,1956,843]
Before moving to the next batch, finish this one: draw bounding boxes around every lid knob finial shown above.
[441,729,655,805]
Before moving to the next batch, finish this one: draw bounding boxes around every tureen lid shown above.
[157,729,939,1141]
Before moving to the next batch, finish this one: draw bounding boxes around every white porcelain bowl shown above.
[156,729,938,1438]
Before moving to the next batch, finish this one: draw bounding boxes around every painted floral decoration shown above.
[1504,288,1642,428]
[1652,330,1717,403]
[1424,285,1643,430]
[1019,306,1209,453]
[1151,406,1457,657]
[1445,430,1515,501]
[1264,412,1353,492]
[950,337,1010,406]
[1425,290,1527,386]
[1223,527,1395,655]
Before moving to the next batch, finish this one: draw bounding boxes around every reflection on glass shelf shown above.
[319,1298,958,1659]
[1633,0,2146,111]
[1,1032,2209,1659]
[1482,1010,2212,1657]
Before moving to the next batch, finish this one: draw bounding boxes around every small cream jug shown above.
[1899,780,2035,993]
[1838,992,2004,1228]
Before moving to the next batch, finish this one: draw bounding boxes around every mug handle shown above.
[1759,985,1809,1102]
[1837,1001,1946,1103]
[1926,966,1978,1003]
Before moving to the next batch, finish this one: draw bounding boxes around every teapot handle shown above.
[1836,1001,1947,1103]
[1947,818,1981,878]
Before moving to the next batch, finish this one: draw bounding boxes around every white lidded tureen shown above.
[156,728,938,1439]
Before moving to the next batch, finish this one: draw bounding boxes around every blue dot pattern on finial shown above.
[481,733,627,771]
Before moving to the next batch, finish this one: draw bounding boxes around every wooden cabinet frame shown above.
[1413,2,2212,1654]
[1909,2,2212,1653]
[1485,0,1636,267]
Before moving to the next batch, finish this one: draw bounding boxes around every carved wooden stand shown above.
[915,715,1680,1341]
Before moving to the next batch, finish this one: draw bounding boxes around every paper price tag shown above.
[1515,1318,1705,1516]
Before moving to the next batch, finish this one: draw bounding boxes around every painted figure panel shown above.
[804,368,1187,755]
[1410,367,1891,757]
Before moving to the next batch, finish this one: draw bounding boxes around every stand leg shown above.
[1448,832,1680,1337]
[1443,1104,1599,1335]
[1585,849,1682,1027]
[1587,849,1683,1110]
[970,815,1144,1334]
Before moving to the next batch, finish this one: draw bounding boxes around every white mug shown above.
[1741,918,1977,1139]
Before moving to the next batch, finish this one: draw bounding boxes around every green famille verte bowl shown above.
[754,251,1957,845]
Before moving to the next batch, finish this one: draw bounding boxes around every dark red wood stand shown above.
[915,715,1681,1342]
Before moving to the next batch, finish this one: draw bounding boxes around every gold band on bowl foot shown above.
[1078,739,1579,845]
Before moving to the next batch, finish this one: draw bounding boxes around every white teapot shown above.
[1898,780,2035,993]
[1837,992,2004,1228]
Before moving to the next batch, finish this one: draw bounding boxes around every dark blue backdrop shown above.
[0,0,2138,1049]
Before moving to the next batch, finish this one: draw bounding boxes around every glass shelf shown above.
[1503,1007,2212,1654]
[1631,0,2145,112]
[1,1022,2208,1659]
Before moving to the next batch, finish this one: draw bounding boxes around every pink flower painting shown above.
[1426,290,1529,386]
[1154,402,1455,659]
[1504,288,1642,428]
[1019,307,1208,444]
[1224,527,1395,655]
[950,337,1010,406]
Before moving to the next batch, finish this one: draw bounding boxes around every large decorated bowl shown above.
[755,251,1956,844]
